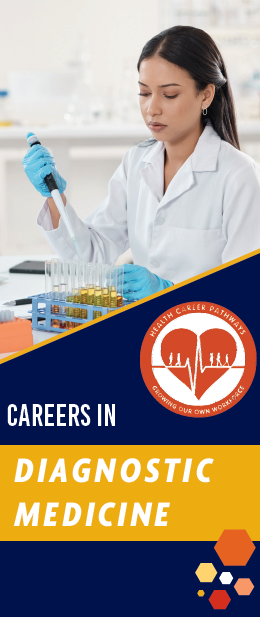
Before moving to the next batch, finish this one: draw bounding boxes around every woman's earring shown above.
[202,108,208,116]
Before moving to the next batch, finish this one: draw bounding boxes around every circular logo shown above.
[140,302,256,418]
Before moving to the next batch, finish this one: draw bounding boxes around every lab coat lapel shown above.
[139,141,165,203]
[159,156,194,209]
[139,140,194,208]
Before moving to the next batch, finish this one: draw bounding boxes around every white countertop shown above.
[0,121,259,142]
[0,255,59,359]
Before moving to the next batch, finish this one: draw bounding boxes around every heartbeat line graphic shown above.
[153,335,244,396]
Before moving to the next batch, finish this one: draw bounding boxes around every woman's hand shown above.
[22,144,67,197]
[122,264,173,301]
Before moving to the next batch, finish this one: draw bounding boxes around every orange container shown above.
[0,318,33,353]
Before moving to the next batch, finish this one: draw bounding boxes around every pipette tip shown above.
[72,237,83,261]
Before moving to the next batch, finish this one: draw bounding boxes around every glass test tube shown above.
[87,263,94,305]
[51,259,60,328]
[101,264,110,307]
[109,265,117,308]
[80,262,88,319]
[117,265,123,307]
[59,260,68,329]
[45,260,52,299]
[66,260,74,328]
[94,263,102,306]
[72,261,81,318]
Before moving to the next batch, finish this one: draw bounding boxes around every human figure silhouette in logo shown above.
[216,352,222,366]
[175,353,181,366]
[210,352,214,366]
[223,354,229,366]
[169,352,173,366]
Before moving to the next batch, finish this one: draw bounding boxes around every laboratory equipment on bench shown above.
[27,133,83,261]
[30,259,125,333]
[0,311,33,353]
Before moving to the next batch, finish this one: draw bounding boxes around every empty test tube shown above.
[45,260,52,299]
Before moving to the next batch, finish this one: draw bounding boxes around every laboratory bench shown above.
[0,254,58,360]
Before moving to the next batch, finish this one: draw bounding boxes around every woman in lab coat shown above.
[23,25,260,300]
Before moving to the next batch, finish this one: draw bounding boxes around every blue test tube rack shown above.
[29,293,120,333]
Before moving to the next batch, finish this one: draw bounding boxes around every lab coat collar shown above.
[141,120,221,171]
[139,121,221,206]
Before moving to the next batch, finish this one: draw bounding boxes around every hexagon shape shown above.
[214,530,255,566]
[197,590,205,597]
[195,563,217,582]
[209,590,231,610]
[219,572,233,585]
[234,578,254,596]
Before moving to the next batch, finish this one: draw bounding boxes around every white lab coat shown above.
[37,120,260,284]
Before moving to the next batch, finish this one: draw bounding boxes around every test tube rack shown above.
[30,294,121,333]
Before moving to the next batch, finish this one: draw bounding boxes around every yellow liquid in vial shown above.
[93,310,102,320]
[81,308,88,319]
[66,296,74,317]
[73,294,81,318]
[117,295,123,307]
[88,287,95,305]
[102,288,110,307]
[94,287,102,306]
[110,288,117,308]
[81,288,88,304]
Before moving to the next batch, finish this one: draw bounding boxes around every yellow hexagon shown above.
[197,590,205,597]
[195,563,217,582]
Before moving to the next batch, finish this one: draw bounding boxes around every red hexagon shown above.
[209,590,231,610]
[214,530,255,566]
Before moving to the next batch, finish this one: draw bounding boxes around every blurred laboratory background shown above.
[0,0,260,256]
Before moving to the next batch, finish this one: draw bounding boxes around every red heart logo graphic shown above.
[161,328,237,399]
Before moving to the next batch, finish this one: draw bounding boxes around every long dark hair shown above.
[137,25,240,150]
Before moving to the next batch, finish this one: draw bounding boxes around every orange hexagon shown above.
[214,530,255,566]
[234,578,254,596]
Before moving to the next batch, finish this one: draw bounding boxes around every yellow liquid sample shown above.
[94,287,102,306]
[66,296,74,317]
[110,289,117,308]
[73,294,81,318]
[117,295,123,307]
[88,287,95,305]
[81,308,88,319]
[93,310,102,320]
[81,288,88,304]
[102,288,110,307]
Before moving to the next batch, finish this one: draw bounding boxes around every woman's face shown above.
[138,56,213,142]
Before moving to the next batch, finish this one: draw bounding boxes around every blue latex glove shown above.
[121,264,173,301]
[22,133,67,197]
